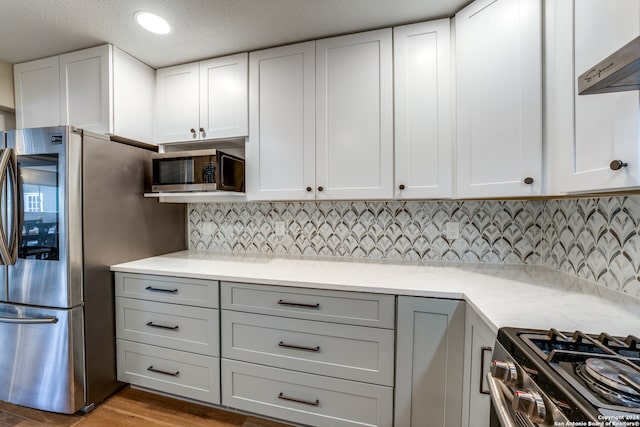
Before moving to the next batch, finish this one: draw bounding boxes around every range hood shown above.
[578,35,640,95]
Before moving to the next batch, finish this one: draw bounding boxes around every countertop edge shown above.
[110,264,468,300]
[111,252,640,337]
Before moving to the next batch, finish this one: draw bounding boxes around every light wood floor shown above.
[0,387,294,427]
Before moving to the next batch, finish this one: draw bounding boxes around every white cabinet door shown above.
[456,0,542,198]
[247,42,315,200]
[200,53,248,140]
[316,29,393,200]
[156,63,200,143]
[551,0,640,193]
[59,45,112,134]
[461,304,495,427]
[394,296,465,427]
[14,56,61,129]
[113,48,155,144]
[394,19,452,199]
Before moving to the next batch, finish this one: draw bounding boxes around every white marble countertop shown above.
[111,250,640,337]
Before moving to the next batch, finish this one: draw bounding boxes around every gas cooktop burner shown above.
[576,359,640,408]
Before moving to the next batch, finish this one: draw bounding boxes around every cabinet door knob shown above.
[306,187,312,192]
[199,127,205,137]
[523,177,534,185]
[610,160,628,171]
[190,128,196,136]
[317,186,324,192]
[399,184,406,190]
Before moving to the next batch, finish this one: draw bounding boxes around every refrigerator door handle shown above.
[6,149,18,264]
[0,148,16,265]
[0,315,58,324]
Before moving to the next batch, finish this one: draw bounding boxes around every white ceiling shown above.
[0,0,471,69]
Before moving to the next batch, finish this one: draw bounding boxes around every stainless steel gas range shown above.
[488,327,640,427]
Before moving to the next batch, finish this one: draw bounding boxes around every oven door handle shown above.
[487,373,517,427]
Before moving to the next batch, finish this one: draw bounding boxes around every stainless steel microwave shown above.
[151,149,245,192]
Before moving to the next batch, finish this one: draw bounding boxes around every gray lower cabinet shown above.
[113,274,476,426]
[220,281,395,328]
[461,304,496,427]
[116,297,219,355]
[115,273,221,405]
[117,340,220,403]
[222,310,395,386]
[222,359,393,427]
[394,296,466,427]
[221,281,395,427]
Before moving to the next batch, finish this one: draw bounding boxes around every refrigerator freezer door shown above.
[0,302,85,413]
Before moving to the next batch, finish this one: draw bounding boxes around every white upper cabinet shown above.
[156,63,200,143]
[246,42,316,201]
[156,53,248,144]
[200,54,248,140]
[394,19,452,199]
[14,45,155,143]
[316,29,394,200]
[14,56,61,129]
[550,0,640,193]
[112,48,156,144]
[455,0,542,198]
[60,45,111,134]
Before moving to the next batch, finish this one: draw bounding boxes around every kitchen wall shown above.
[0,59,15,131]
[0,110,15,130]
[541,197,640,296]
[0,59,14,112]
[189,195,640,297]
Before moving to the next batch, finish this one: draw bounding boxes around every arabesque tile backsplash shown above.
[188,196,640,297]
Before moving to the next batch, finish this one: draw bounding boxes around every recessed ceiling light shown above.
[135,11,171,35]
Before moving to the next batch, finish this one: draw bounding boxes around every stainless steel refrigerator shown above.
[0,126,185,414]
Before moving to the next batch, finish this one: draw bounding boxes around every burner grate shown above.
[522,330,640,364]
[575,363,640,408]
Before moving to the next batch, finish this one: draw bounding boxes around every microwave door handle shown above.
[0,149,13,265]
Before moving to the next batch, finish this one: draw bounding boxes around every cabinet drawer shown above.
[221,282,395,328]
[222,359,393,427]
[116,297,219,356]
[115,273,219,308]
[222,311,394,386]
[117,340,220,404]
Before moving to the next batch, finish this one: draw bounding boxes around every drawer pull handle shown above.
[277,299,319,309]
[145,286,178,294]
[278,341,320,352]
[147,366,179,377]
[278,392,319,407]
[146,321,179,331]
